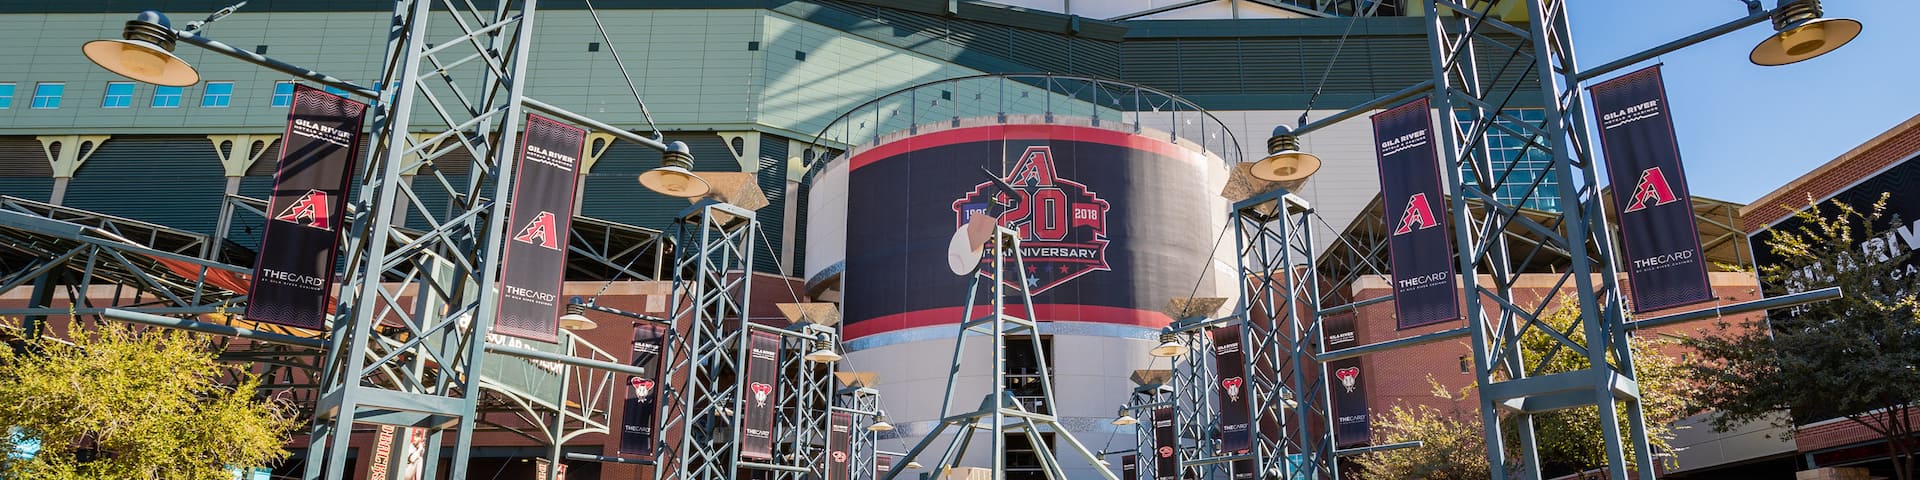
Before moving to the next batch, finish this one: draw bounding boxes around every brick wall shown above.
[1742,114,1920,228]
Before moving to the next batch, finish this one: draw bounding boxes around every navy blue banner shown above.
[246,85,366,330]
[1323,313,1369,447]
[1213,325,1250,453]
[1750,155,1920,318]
[741,331,781,460]
[1590,65,1713,313]
[618,323,667,456]
[1153,407,1176,480]
[495,114,585,342]
[828,412,853,480]
[1373,98,1461,329]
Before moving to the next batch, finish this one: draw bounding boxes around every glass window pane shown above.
[152,86,182,108]
[102,82,135,108]
[0,83,16,109]
[201,81,233,108]
[31,83,63,109]
[271,81,294,107]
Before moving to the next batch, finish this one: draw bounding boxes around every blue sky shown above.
[1567,0,1918,204]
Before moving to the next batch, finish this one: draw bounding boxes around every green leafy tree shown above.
[1354,298,1696,478]
[0,319,298,480]
[1684,197,1920,480]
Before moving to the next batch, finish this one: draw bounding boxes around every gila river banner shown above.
[1373,98,1461,329]
[494,114,586,342]
[1590,65,1714,312]
[246,84,366,330]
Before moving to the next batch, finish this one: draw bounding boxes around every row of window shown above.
[0,81,348,110]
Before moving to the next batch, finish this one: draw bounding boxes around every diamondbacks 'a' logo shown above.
[274,189,334,230]
[750,382,773,407]
[1334,367,1360,393]
[1622,167,1679,213]
[1393,193,1440,235]
[513,211,561,250]
[1221,377,1244,402]
[951,146,1111,294]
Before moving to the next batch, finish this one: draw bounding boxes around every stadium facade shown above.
[0,1,1609,479]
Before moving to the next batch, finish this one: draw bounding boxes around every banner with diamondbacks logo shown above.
[495,114,585,342]
[1323,313,1369,447]
[1212,325,1251,453]
[619,323,668,456]
[1373,97,1462,329]
[1153,407,1176,480]
[1121,454,1136,480]
[741,330,781,460]
[246,84,366,329]
[827,411,853,480]
[1590,65,1713,312]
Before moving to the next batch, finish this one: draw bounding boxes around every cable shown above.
[581,0,664,140]
[1296,6,1368,126]
[1184,222,1236,307]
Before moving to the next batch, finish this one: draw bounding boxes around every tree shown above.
[0,319,299,480]
[1354,298,1696,478]
[1684,197,1920,480]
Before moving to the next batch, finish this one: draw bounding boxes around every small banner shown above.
[1373,97,1462,329]
[1323,313,1370,447]
[1589,65,1714,312]
[619,323,668,456]
[495,114,586,342]
[828,412,854,480]
[1230,457,1256,480]
[368,425,397,480]
[1121,454,1136,480]
[1153,407,1176,480]
[1212,325,1250,453]
[740,330,781,460]
[877,455,894,474]
[246,84,366,329]
[396,427,428,480]
[532,458,567,480]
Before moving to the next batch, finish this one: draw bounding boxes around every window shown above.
[1004,336,1053,415]
[30,83,63,109]
[102,82,135,108]
[271,81,294,107]
[201,81,233,107]
[0,83,13,109]
[152,86,182,108]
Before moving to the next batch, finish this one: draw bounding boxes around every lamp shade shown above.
[1251,125,1321,183]
[82,12,198,87]
[1148,333,1188,358]
[639,141,711,197]
[557,312,597,331]
[1750,0,1861,66]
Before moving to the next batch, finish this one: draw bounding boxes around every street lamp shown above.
[1148,332,1187,358]
[1249,125,1321,185]
[81,11,199,86]
[804,334,842,363]
[1750,0,1862,66]
[868,411,895,432]
[1111,408,1138,426]
[638,141,711,198]
[557,298,597,331]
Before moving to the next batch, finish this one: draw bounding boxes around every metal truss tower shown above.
[1426,1,1655,478]
[887,226,1117,480]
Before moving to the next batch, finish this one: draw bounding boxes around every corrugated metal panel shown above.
[1122,35,1435,110]
[0,178,54,203]
[61,136,227,234]
[0,137,53,177]
[243,141,284,176]
[756,135,789,274]
[579,135,739,233]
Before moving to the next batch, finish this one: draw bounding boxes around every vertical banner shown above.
[1153,407,1176,480]
[532,458,567,480]
[1589,65,1713,312]
[1373,98,1462,329]
[828,412,854,480]
[246,84,367,329]
[1324,313,1370,447]
[1121,454,1137,480]
[368,425,397,480]
[877,455,894,475]
[495,114,586,342]
[396,427,428,480]
[740,331,781,460]
[1212,325,1250,453]
[1230,457,1256,480]
[619,323,668,456]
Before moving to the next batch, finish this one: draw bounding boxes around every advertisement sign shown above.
[828,412,854,480]
[368,425,396,480]
[1121,454,1136,480]
[619,323,668,456]
[841,124,1220,339]
[246,84,366,329]
[1212,325,1251,453]
[1589,65,1714,312]
[533,458,567,480]
[1749,155,1920,316]
[740,331,781,460]
[1153,407,1176,480]
[495,114,586,342]
[877,455,894,474]
[1230,457,1256,480]
[1323,313,1369,447]
[396,426,428,480]
[1372,98,1461,329]
[367,425,427,480]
